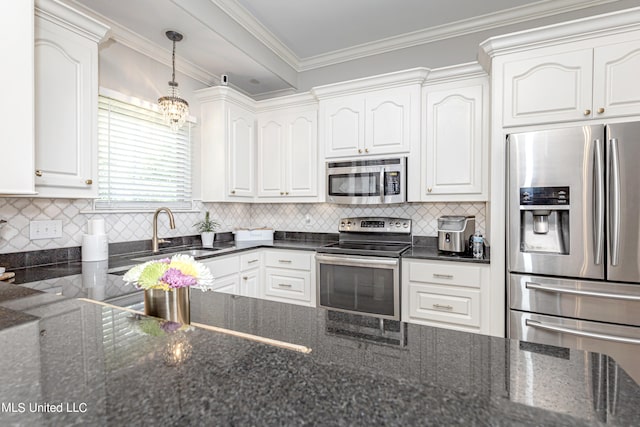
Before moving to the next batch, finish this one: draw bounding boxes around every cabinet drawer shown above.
[264,250,311,270]
[408,283,480,327]
[211,273,239,295]
[203,255,240,279]
[264,268,311,302]
[408,261,482,288]
[240,251,261,270]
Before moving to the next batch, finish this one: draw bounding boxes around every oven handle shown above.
[525,319,640,345]
[316,254,399,267]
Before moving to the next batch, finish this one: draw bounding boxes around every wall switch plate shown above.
[29,220,63,240]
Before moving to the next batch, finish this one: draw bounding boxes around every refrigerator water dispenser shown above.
[519,187,570,254]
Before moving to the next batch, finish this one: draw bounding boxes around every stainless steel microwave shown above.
[326,157,406,204]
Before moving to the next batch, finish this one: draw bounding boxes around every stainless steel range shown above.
[316,217,412,320]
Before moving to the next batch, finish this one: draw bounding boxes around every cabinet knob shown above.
[427,187,432,193]
[231,190,236,194]
[285,192,289,195]
[85,179,93,185]
[35,170,43,177]
[242,276,248,280]
[597,107,605,114]
[365,148,369,153]
[280,192,284,195]
[584,109,591,116]
[358,149,362,154]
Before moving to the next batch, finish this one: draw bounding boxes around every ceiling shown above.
[67,0,629,97]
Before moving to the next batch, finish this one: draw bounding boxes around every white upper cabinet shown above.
[196,87,256,202]
[419,66,489,201]
[0,0,35,195]
[502,38,640,126]
[314,69,426,160]
[257,107,318,200]
[228,103,256,198]
[593,39,640,118]
[33,0,108,198]
[320,86,417,158]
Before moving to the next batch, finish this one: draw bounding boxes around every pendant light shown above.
[158,30,189,132]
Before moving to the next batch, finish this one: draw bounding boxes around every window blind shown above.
[96,95,192,210]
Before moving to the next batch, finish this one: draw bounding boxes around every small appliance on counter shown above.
[233,227,274,243]
[437,215,475,254]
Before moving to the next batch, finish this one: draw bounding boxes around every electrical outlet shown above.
[29,220,63,240]
[305,214,311,225]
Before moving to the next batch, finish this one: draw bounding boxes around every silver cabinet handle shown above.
[433,273,453,279]
[380,167,385,203]
[248,259,259,264]
[278,283,292,288]
[278,259,292,263]
[609,138,621,266]
[525,319,640,345]
[433,304,453,310]
[525,282,640,301]
[593,139,604,265]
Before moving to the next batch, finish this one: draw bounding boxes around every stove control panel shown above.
[339,217,412,234]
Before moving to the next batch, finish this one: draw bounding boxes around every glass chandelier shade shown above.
[158,31,189,132]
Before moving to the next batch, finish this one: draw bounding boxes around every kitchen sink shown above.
[130,248,222,262]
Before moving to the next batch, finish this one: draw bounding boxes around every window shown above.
[96,92,192,210]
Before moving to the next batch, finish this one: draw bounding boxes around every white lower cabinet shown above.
[239,251,262,298]
[201,249,315,307]
[263,249,315,307]
[203,254,241,295]
[402,258,490,334]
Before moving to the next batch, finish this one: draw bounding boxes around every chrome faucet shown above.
[152,207,176,253]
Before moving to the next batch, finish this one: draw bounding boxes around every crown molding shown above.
[479,5,640,59]
[66,0,218,86]
[311,68,429,99]
[424,62,487,85]
[209,0,300,70]
[297,0,622,71]
[214,0,622,72]
[36,0,110,43]
[194,86,257,111]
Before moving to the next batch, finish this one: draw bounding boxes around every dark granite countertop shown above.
[402,236,490,264]
[0,273,638,425]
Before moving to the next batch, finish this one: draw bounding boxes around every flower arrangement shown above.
[123,254,214,291]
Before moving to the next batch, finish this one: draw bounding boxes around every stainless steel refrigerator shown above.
[507,123,640,384]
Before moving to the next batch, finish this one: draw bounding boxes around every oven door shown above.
[316,253,400,320]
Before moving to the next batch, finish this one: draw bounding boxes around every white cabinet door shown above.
[423,79,487,200]
[593,39,640,119]
[286,110,317,197]
[365,87,412,155]
[257,116,285,197]
[0,0,34,194]
[257,108,318,200]
[503,49,593,126]
[34,13,103,197]
[321,95,365,158]
[240,268,260,298]
[212,274,240,295]
[228,104,255,198]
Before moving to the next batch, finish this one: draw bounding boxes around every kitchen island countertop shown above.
[0,272,638,426]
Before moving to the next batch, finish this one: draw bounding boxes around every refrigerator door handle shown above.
[525,282,640,301]
[594,139,605,265]
[525,319,640,345]
[609,138,621,266]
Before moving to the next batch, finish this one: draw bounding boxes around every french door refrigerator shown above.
[507,123,640,384]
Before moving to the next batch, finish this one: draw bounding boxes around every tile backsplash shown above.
[0,198,485,254]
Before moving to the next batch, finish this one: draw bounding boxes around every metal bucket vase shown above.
[144,287,190,324]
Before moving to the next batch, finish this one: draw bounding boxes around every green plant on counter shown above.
[193,211,219,233]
